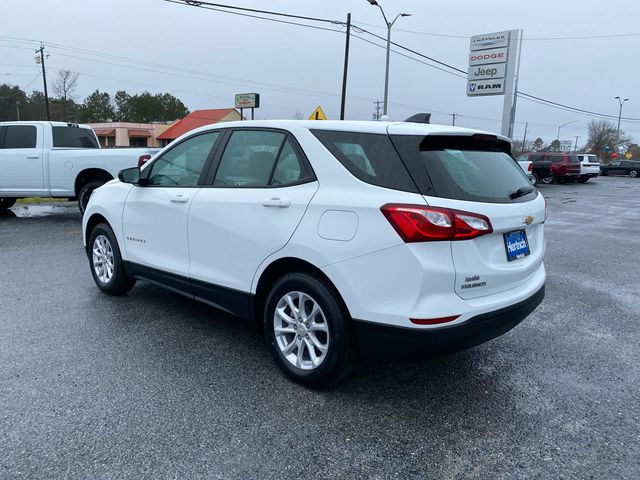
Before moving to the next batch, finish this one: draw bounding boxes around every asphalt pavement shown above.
[1,176,639,479]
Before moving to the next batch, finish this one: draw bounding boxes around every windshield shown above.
[391,135,535,203]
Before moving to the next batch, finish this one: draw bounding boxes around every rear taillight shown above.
[380,204,493,243]
[138,154,152,168]
[528,163,533,172]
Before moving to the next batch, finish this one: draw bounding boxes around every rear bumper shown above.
[352,285,545,361]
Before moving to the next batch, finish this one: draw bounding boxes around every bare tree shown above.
[584,120,629,162]
[53,70,79,102]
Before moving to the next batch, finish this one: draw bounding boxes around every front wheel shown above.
[629,170,638,178]
[88,223,136,295]
[541,174,554,184]
[264,273,352,387]
[0,198,17,210]
[78,180,107,214]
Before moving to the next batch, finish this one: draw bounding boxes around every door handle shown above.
[170,194,189,204]
[262,197,290,208]
[27,155,39,159]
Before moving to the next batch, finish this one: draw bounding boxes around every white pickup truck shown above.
[0,121,159,212]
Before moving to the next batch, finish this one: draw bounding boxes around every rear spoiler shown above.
[404,113,431,124]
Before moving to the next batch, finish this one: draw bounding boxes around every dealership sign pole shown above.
[467,30,522,138]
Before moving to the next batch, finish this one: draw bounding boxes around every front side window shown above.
[3,125,37,149]
[214,130,314,188]
[147,132,219,186]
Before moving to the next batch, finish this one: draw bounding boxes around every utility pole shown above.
[573,135,580,153]
[373,100,383,121]
[35,44,50,121]
[15,101,21,121]
[339,13,351,121]
[615,96,629,144]
[449,113,458,126]
[522,122,529,154]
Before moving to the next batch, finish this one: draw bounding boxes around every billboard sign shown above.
[235,93,260,109]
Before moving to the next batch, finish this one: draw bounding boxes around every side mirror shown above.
[118,167,140,184]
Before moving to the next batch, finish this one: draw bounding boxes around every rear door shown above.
[0,124,44,194]
[390,130,546,300]
[188,128,318,307]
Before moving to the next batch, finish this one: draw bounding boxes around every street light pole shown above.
[614,96,629,144]
[557,121,576,141]
[366,0,411,117]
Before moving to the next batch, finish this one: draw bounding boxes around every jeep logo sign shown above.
[468,63,506,81]
[466,79,505,97]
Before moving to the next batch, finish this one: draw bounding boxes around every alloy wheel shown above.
[273,291,330,371]
[92,234,115,284]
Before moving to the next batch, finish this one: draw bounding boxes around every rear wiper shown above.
[509,186,535,200]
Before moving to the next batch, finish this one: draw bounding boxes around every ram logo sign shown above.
[467,80,505,96]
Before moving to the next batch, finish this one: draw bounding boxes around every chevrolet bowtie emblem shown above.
[523,215,534,226]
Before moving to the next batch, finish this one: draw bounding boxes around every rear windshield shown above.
[311,130,418,192]
[52,126,99,148]
[391,135,536,204]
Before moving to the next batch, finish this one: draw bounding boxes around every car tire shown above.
[578,177,589,183]
[264,272,353,388]
[541,175,554,184]
[78,180,107,214]
[630,170,638,178]
[88,223,136,295]
[531,173,539,186]
[0,197,17,210]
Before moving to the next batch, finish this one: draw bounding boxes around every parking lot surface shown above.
[1,176,639,479]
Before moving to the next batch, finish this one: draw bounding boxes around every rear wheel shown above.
[531,173,539,186]
[88,223,136,295]
[630,170,638,178]
[264,272,352,387]
[578,177,589,183]
[78,180,107,214]
[0,198,17,210]
[541,174,554,184]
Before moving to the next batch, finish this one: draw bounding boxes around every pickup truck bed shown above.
[0,121,159,212]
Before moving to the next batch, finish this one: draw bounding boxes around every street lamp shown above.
[614,96,629,143]
[366,0,411,116]
[557,121,576,141]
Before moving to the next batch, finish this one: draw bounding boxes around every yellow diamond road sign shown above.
[625,152,633,159]
[308,106,327,120]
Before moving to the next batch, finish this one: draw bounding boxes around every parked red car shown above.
[520,152,581,184]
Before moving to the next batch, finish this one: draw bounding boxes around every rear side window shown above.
[3,125,37,149]
[53,126,99,148]
[311,130,417,193]
[567,155,580,164]
[391,135,535,204]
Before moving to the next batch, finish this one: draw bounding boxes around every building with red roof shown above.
[156,108,241,146]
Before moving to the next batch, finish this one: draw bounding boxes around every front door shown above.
[122,131,221,285]
[0,124,44,195]
[188,129,318,313]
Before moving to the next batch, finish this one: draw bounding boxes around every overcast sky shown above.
[2,0,639,144]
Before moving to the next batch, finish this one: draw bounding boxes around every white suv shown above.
[82,120,546,386]
[577,154,601,183]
